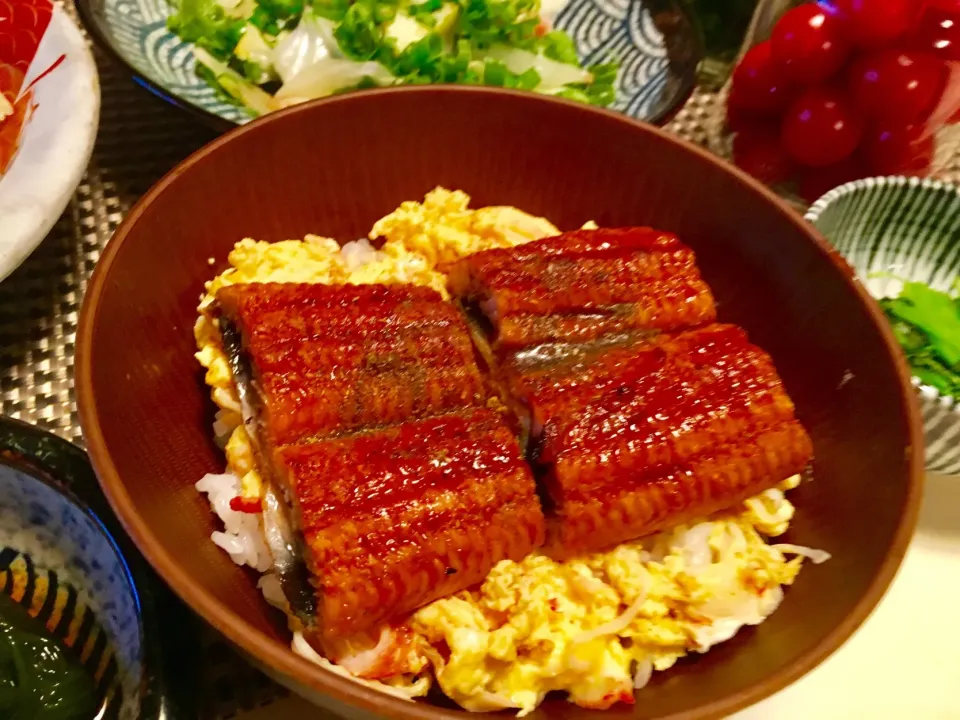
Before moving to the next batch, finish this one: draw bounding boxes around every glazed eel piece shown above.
[215,282,488,448]
[506,324,813,556]
[274,408,544,641]
[212,282,495,629]
[446,227,718,348]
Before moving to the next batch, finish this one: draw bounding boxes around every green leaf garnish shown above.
[167,0,245,59]
[879,279,960,399]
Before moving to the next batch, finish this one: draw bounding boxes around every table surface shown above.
[2,7,959,718]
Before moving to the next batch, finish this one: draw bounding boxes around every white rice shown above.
[258,572,287,610]
[211,409,237,447]
[340,238,384,271]
[196,473,274,572]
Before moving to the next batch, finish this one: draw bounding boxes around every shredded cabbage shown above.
[573,567,649,645]
[291,632,431,700]
[771,544,832,564]
[632,658,653,690]
[275,57,396,104]
[272,8,342,84]
[483,44,592,91]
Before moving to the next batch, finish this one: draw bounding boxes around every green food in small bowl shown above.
[806,176,960,477]
[879,279,960,399]
[0,592,98,720]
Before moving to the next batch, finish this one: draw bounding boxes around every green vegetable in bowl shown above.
[0,592,98,720]
[167,0,619,115]
[879,279,960,399]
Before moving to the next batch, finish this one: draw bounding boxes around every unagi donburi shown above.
[193,188,828,715]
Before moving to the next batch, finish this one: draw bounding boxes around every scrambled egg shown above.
[194,189,826,715]
[370,188,560,267]
[410,481,807,715]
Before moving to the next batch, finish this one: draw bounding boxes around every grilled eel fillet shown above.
[215,282,489,452]
[504,324,813,556]
[209,227,811,632]
[274,408,544,641]
[213,283,543,639]
[446,227,718,348]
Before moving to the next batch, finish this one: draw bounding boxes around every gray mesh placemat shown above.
[1,19,957,716]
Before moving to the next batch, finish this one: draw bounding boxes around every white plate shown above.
[0,4,100,282]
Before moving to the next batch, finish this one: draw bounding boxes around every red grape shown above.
[729,41,795,115]
[909,4,960,61]
[771,4,850,84]
[799,156,866,203]
[847,48,947,124]
[733,127,796,185]
[725,97,764,133]
[831,0,917,49]
[781,86,864,166]
[860,121,936,175]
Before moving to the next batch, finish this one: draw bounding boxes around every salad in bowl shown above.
[166,0,617,114]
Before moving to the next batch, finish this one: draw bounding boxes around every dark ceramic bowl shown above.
[76,87,923,720]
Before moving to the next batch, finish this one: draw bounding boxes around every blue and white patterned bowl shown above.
[75,0,700,128]
[0,446,144,718]
[805,177,960,477]
[0,415,193,720]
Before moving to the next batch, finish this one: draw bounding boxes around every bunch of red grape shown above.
[727,0,960,202]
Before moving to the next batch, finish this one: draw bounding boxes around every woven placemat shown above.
[1,13,956,715]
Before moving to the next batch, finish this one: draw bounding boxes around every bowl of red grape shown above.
[707,0,960,205]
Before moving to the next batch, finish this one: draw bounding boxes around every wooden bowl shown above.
[76,87,924,720]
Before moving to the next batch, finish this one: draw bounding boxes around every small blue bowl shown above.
[74,0,700,129]
[0,416,191,720]
[0,463,141,717]
[805,176,960,477]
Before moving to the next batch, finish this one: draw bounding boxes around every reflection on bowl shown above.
[806,176,960,477]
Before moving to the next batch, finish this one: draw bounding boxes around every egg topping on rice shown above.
[193,188,828,715]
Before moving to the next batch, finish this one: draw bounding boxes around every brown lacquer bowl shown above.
[76,87,923,720]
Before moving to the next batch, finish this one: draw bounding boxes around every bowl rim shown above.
[72,0,700,132]
[76,85,926,720]
[804,175,960,226]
